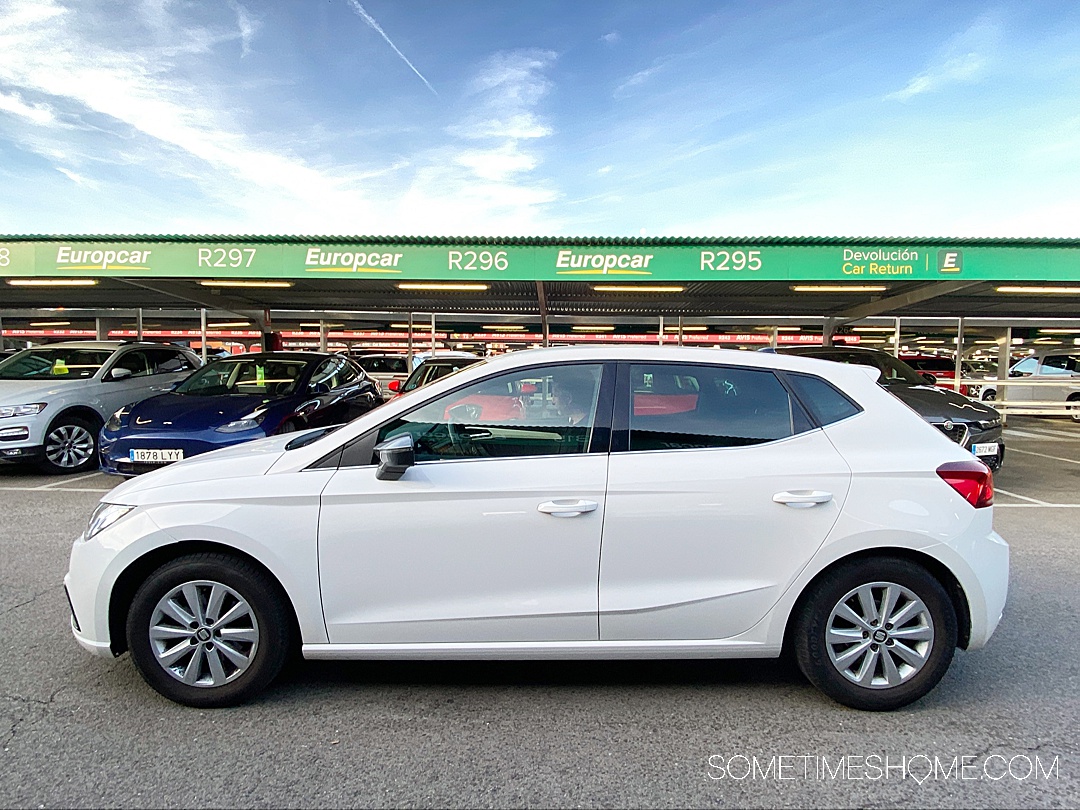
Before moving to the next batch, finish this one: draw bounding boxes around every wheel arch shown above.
[108,540,302,657]
[782,547,972,655]
[48,405,105,432]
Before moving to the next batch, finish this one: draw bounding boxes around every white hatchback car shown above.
[65,346,1008,710]
[0,341,202,473]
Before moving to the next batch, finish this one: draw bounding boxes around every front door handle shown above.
[773,490,833,508]
[537,499,598,517]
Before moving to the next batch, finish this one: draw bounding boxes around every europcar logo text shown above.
[938,249,963,274]
[56,246,151,271]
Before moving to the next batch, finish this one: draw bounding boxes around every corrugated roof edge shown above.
[3,234,1080,247]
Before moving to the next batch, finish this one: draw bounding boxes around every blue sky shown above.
[2,0,1080,237]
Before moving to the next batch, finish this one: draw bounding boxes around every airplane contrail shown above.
[347,1,437,96]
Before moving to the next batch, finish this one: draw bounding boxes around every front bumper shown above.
[99,426,267,475]
[933,422,1004,465]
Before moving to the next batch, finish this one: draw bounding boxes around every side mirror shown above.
[374,433,415,480]
[387,379,401,393]
[109,367,133,380]
[1009,369,1025,378]
[920,372,937,384]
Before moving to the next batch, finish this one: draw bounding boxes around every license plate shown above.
[972,442,999,457]
[130,448,184,463]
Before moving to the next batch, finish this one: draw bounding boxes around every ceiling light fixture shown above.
[996,286,1080,294]
[481,325,527,331]
[208,322,251,328]
[29,321,71,327]
[790,285,888,293]
[591,285,685,293]
[7,278,98,286]
[396,283,489,291]
[199,280,293,288]
[1038,328,1080,334]
[571,325,615,331]
[299,322,344,328]
[852,326,898,332]
[663,325,708,331]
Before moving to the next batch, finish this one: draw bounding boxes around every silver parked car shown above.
[0,341,202,473]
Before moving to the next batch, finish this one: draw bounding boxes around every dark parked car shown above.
[100,352,382,475]
[775,346,1004,469]
[390,354,485,397]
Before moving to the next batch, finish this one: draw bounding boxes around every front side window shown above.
[628,363,810,452]
[0,348,112,380]
[146,348,197,375]
[1011,357,1038,376]
[112,350,151,378]
[311,356,359,390]
[1039,354,1079,375]
[377,363,604,461]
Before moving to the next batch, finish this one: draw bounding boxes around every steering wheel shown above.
[446,403,482,455]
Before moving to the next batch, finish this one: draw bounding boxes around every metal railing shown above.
[956,377,1080,417]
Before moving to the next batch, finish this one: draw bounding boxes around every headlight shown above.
[216,409,267,433]
[0,403,46,419]
[105,403,135,432]
[85,502,135,541]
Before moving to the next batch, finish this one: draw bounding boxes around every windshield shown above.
[175,358,310,396]
[873,354,925,385]
[401,359,482,393]
[0,348,113,380]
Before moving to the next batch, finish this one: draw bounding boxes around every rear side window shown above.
[1039,354,1079,375]
[784,372,862,426]
[628,364,812,451]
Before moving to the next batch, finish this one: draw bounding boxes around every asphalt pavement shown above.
[0,417,1076,808]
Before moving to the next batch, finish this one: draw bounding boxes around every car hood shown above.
[0,377,90,402]
[105,431,303,503]
[126,392,283,430]
[884,382,998,423]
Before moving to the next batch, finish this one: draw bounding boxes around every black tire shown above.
[793,557,957,711]
[126,553,292,708]
[983,390,996,402]
[36,415,100,474]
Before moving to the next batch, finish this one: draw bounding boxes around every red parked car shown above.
[899,354,970,396]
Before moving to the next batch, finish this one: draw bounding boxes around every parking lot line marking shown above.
[1007,447,1080,465]
[995,487,1050,505]
[35,472,105,489]
[996,503,1080,508]
[1004,429,1080,441]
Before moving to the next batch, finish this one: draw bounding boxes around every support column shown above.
[678,316,684,347]
[319,320,328,352]
[430,313,436,355]
[406,313,414,367]
[136,309,143,342]
[658,316,664,346]
[536,282,550,348]
[998,327,1011,426]
[200,309,207,363]
[892,318,901,358]
[770,326,778,349]
[954,317,965,392]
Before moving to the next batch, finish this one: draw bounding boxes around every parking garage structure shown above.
[3,234,1080,417]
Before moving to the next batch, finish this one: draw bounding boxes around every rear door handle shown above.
[537,499,598,517]
[773,490,833,508]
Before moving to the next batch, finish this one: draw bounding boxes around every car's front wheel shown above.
[794,557,957,711]
[126,553,292,707]
[37,415,99,474]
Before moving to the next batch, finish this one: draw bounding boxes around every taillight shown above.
[936,460,994,508]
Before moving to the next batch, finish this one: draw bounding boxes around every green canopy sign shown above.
[2,240,1079,282]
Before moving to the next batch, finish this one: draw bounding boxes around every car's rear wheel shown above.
[127,553,291,707]
[983,390,996,402]
[1068,395,1080,422]
[37,415,99,474]
[794,557,957,711]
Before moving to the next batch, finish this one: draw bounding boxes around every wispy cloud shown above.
[346,0,437,96]
[888,14,1002,102]
[227,0,257,57]
[0,89,57,125]
[600,31,620,44]
[614,62,666,97]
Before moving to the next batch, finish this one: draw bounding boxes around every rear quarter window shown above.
[783,372,863,426]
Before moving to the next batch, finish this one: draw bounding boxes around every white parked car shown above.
[978,349,1080,419]
[64,346,1008,710]
[0,341,202,473]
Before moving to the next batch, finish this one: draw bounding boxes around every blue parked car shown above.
[100,352,382,475]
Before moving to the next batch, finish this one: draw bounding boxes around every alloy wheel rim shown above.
[149,580,260,688]
[44,424,95,468]
[825,581,934,689]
